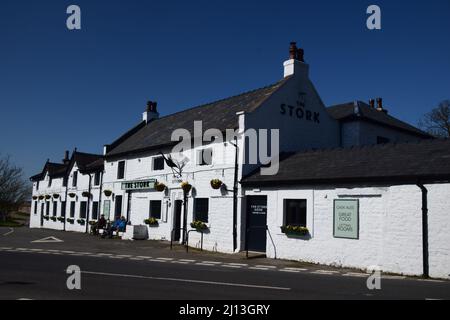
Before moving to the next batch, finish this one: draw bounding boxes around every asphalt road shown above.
[1,227,449,300]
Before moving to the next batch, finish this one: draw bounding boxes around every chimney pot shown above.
[369,99,375,108]
[143,100,160,123]
[297,48,305,62]
[289,42,298,59]
[376,98,383,110]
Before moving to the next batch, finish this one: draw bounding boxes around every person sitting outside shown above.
[110,216,127,236]
[92,215,107,235]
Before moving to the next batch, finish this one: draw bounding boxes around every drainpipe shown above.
[85,174,92,233]
[63,177,68,231]
[230,137,239,252]
[98,171,103,220]
[417,183,429,278]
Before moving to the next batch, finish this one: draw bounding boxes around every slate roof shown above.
[82,158,104,173]
[242,139,450,186]
[70,151,103,173]
[106,79,289,157]
[327,102,431,138]
[30,162,67,181]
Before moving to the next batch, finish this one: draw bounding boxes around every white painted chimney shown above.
[283,42,309,78]
[143,101,159,123]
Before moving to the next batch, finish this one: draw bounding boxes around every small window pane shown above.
[70,202,76,218]
[198,148,213,166]
[72,171,78,187]
[94,172,101,186]
[61,202,66,217]
[80,201,87,219]
[92,202,99,220]
[117,161,125,179]
[53,201,58,217]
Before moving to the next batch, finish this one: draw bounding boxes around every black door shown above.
[173,200,183,242]
[246,196,267,252]
[114,195,123,220]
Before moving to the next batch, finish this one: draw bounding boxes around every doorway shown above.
[246,195,268,252]
[173,200,183,242]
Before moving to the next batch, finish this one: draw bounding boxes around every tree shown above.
[0,155,31,221]
[418,100,450,138]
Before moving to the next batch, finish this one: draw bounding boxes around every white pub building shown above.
[30,43,450,279]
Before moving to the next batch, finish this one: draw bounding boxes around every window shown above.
[70,202,76,218]
[198,148,213,166]
[284,199,307,227]
[117,161,125,179]
[94,172,101,186]
[194,198,209,223]
[41,203,44,215]
[103,200,111,220]
[61,202,66,217]
[34,201,38,215]
[72,171,78,187]
[114,196,123,220]
[92,201,99,220]
[153,157,165,171]
[80,201,87,219]
[149,200,162,219]
[45,202,50,216]
[52,201,57,217]
[377,136,390,144]
[36,181,40,191]
[48,177,52,187]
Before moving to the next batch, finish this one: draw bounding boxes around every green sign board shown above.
[333,199,359,239]
[121,179,157,191]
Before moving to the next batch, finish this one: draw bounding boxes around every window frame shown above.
[193,198,209,223]
[152,156,165,171]
[80,201,87,219]
[70,201,76,218]
[72,171,78,187]
[149,200,162,220]
[197,148,213,166]
[94,172,101,186]
[283,199,307,227]
[52,201,58,217]
[92,201,99,220]
[117,161,126,180]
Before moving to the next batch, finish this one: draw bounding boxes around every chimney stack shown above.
[284,41,308,78]
[369,99,375,108]
[63,150,70,165]
[143,101,159,123]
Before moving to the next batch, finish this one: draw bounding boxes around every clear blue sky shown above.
[1,0,449,178]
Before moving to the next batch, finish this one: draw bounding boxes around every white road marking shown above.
[225,263,249,267]
[136,256,153,259]
[129,258,144,261]
[382,275,406,280]
[311,270,340,275]
[282,267,308,271]
[81,270,291,291]
[221,265,242,269]
[255,265,277,269]
[343,273,368,278]
[3,228,14,236]
[196,263,216,266]
[279,269,300,273]
[171,261,189,264]
[0,247,13,250]
[116,255,133,258]
[249,267,271,271]
[148,259,168,263]
[96,253,113,256]
[31,236,64,243]
[178,259,196,263]
[60,250,76,254]
[201,261,222,265]
[156,257,174,261]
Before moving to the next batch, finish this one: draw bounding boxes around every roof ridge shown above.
[153,78,288,122]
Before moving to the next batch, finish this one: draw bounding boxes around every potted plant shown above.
[280,225,309,236]
[32,196,38,200]
[68,193,76,198]
[53,194,60,199]
[88,220,97,226]
[104,190,112,197]
[50,216,57,222]
[82,191,91,198]
[154,182,166,192]
[181,181,192,193]
[57,217,65,222]
[190,220,208,231]
[210,179,223,190]
[38,195,45,200]
[66,218,75,224]
[45,195,51,200]
[77,219,86,225]
[144,217,159,226]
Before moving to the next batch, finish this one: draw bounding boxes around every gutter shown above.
[230,137,239,252]
[417,183,429,278]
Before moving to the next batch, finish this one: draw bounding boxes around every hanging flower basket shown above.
[181,182,192,193]
[53,194,60,199]
[57,217,65,222]
[45,195,51,200]
[68,193,76,198]
[43,216,50,221]
[280,225,309,236]
[50,216,57,222]
[88,221,97,226]
[104,190,112,197]
[66,218,75,224]
[82,191,91,198]
[77,219,86,225]
[210,179,223,190]
[144,218,159,226]
[38,195,45,200]
[32,196,38,200]
[154,182,166,192]
[190,220,208,231]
